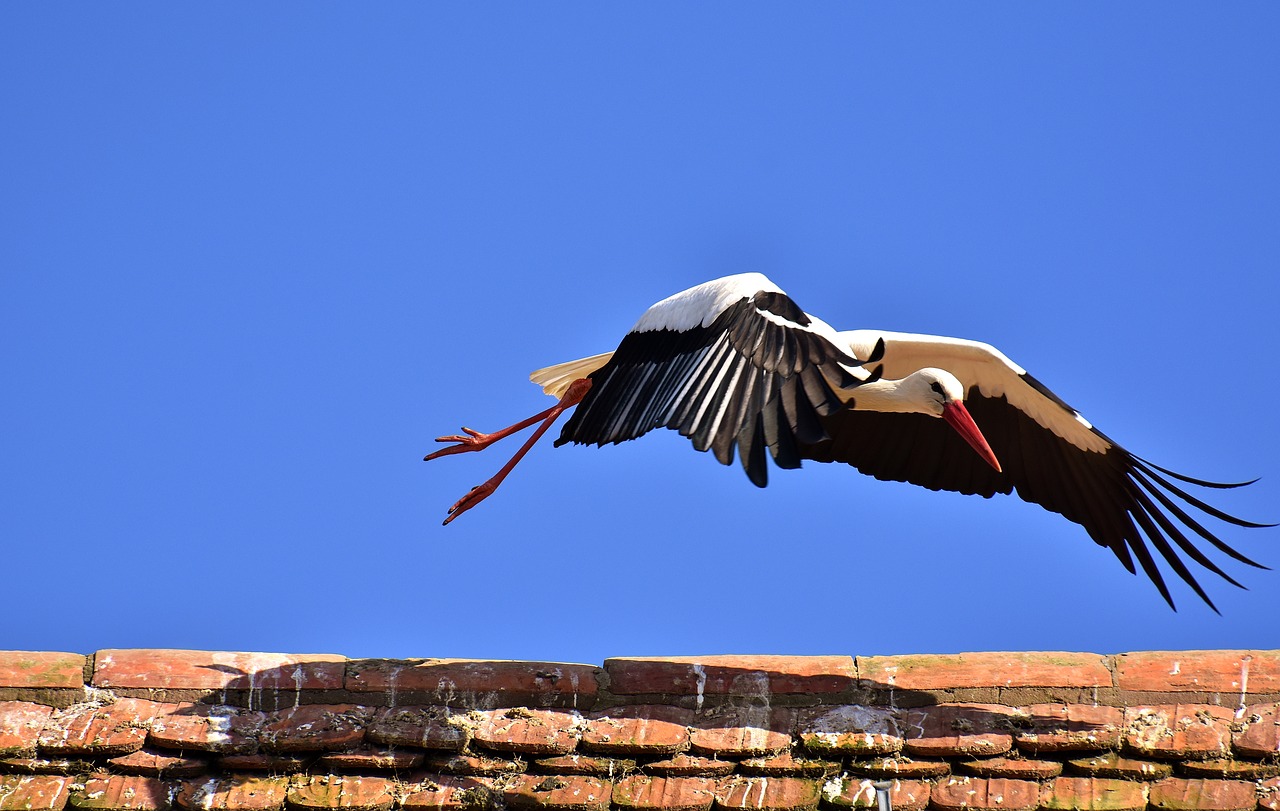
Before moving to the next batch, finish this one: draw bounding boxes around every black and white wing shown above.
[801,330,1270,611]
[552,273,878,486]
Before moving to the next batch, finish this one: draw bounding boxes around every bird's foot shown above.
[424,427,500,461]
[442,480,497,525]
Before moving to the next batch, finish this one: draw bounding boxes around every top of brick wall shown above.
[2,649,1279,811]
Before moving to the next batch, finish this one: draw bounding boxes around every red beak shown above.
[942,401,1002,473]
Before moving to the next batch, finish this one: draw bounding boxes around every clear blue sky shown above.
[4,5,1278,663]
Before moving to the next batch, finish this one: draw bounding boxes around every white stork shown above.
[426,273,1271,610]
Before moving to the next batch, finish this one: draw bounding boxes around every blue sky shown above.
[3,5,1278,664]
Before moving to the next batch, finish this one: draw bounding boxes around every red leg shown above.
[440,377,592,526]
[424,404,561,461]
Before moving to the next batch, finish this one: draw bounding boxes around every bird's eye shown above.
[930,381,945,395]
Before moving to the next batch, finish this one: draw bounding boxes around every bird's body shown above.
[428,273,1270,610]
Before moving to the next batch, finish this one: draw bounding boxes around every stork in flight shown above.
[425,273,1271,610]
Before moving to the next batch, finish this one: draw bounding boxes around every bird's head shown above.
[910,368,1003,473]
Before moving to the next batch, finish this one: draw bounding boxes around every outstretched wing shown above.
[802,329,1270,611]
[555,274,876,487]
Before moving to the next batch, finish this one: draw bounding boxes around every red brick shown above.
[400,775,496,811]
[581,706,691,755]
[315,747,425,771]
[613,776,715,811]
[175,776,288,811]
[0,654,84,690]
[797,706,902,757]
[1039,777,1147,811]
[424,753,526,776]
[642,755,735,778]
[0,757,92,775]
[259,705,370,753]
[1232,702,1280,758]
[0,775,72,811]
[1067,752,1172,780]
[1260,778,1280,811]
[106,748,208,777]
[929,777,1039,811]
[346,660,598,705]
[366,707,469,751]
[0,702,54,757]
[536,755,635,777]
[846,758,950,779]
[1116,651,1280,694]
[821,778,931,811]
[902,704,1013,758]
[286,776,395,811]
[957,757,1061,779]
[736,752,840,777]
[714,777,822,811]
[1147,779,1255,811]
[218,754,311,772]
[474,708,578,756]
[148,704,264,754]
[92,650,344,691]
[856,653,1109,690]
[1014,705,1122,754]
[38,699,166,757]
[70,776,171,811]
[504,775,611,811]
[1179,759,1280,779]
[1123,705,1232,759]
[605,656,854,696]
[688,709,792,757]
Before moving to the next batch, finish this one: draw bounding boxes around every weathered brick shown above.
[1115,651,1280,694]
[106,748,208,777]
[287,776,395,811]
[1147,779,1255,811]
[641,755,735,778]
[92,650,344,691]
[821,778,931,811]
[423,753,526,776]
[535,755,635,777]
[714,777,821,811]
[315,747,424,771]
[846,758,950,779]
[736,752,840,777]
[605,656,854,696]
[929,777,1039,811]
[0,757,92,775]
[612,776,716,811]
[797,706,901,757]
[957,757,1061,779]
[0,702,54,757]
[0,654,85,690]
[688,709,792,757]
[581,706,691,755]
[400,775,496,811]
[1014,705,1122,754]
[1179,759,1280,779]
[474,708,578,756]
[346,660,598,706]
[902,705,1013,758]
[366,707,469,751]
[1067,752,1172,780]
[1123,706,1232,759]
[175,776,288,811]
[70,776,171,811]
[1039,777,1147,811]
[856,653,1109,691]
[1232,702,1280,758]
[503,776,611,811]
[218,754,311,772]
[1259,777,1280,811]
[0,775,72,811]
[148,704,264,754]
[259,705,370,753]
[38,699,166,757]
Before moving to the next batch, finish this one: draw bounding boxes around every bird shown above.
[425,272,1270,610]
